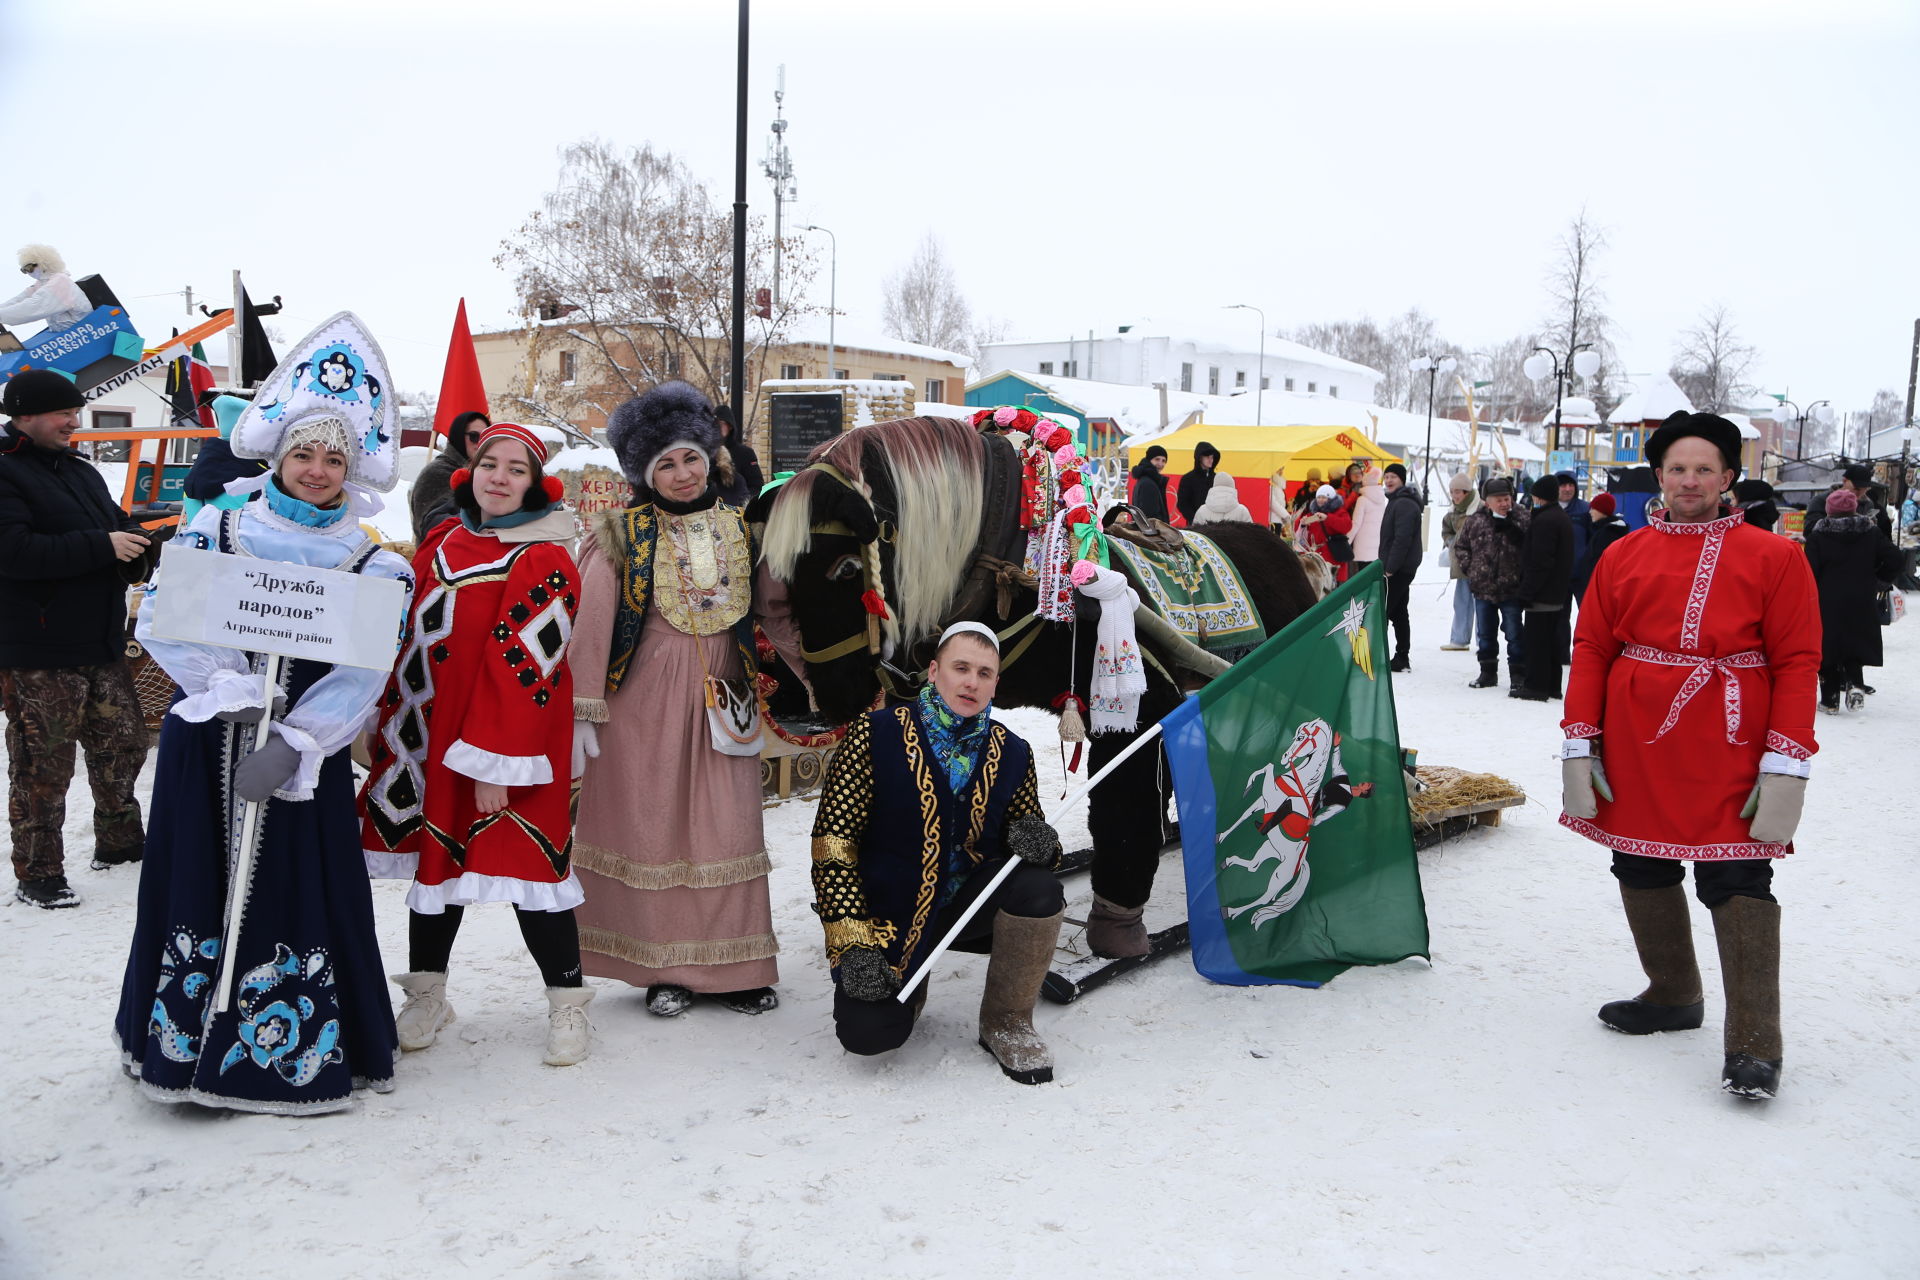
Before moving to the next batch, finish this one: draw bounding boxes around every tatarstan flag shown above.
[1162,562,1430,986]
[166,338,217,430]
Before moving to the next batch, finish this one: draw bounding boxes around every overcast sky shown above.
[4,0,1913,422]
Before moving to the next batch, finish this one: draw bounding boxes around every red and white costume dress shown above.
[1559,508,1821,860]
[360,509,585,911]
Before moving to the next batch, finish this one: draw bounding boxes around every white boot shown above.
[392,972,455,1051]
[544,986,595,1066]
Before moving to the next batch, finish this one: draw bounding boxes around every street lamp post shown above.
[1523,343,1602,463]
[1408,354,1458,495]
[798,224,836,380]
[1778,397,1832,461]
[1225,303,1266,425]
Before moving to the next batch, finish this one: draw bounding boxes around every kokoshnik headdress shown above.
[227,311,400,513]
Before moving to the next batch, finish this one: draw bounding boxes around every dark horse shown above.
[757,416,1318,924]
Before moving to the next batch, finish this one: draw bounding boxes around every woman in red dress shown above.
[1559,412,1819,1101]
[360,423,594,1066]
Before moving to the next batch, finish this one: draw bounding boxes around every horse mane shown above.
[760,416,985,648]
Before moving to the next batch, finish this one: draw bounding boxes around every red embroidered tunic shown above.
[1559,509,1820,861]
[359,518,584,910]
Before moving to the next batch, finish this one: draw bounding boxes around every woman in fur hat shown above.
[361,422,595,1066]
[116,313,416,1114]
[567,381,778,1017]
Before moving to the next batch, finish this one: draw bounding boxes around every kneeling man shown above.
[810,622,1065,1083]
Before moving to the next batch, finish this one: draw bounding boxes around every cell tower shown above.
[762,65,798,309]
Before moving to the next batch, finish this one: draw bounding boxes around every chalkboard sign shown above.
[770,392,843,473]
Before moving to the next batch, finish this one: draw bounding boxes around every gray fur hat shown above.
[606,381,721,494]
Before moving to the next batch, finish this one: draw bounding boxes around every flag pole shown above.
[895,719,1169,1003]
[213,653,283,1014]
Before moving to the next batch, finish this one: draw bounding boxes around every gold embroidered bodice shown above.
[651,508,752,635]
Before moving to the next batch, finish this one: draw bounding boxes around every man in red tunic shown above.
[1559,412,1819,1101]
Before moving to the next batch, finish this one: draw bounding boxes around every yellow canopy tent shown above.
[1126,424,1403,523]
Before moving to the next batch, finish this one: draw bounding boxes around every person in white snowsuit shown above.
[0,245,92,335]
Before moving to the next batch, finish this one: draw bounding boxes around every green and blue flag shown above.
[1161,564,1430,986]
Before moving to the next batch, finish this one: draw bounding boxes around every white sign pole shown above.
[213,653,283,1014]
[894,720,1167,1003]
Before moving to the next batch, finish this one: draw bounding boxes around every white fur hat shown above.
[16,244,66,275]
[230,311,400,495]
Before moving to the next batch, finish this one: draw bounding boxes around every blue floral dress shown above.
[114,483,413,1113]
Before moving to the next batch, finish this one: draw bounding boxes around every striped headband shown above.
[472,421,549,465]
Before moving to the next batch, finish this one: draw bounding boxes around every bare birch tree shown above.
[493,138,816,439]
[881,233,975,356]
[1669,304,1758,413]
[1539,209,1620,411]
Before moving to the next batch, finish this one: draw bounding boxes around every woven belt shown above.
[1622,645,1766,745]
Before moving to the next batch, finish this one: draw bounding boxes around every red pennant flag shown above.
[433,299,489,440]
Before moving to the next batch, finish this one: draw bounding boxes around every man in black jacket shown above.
[1514,474,1575,702]
[0,371,159,907]
[1377,463,1424,672]
[1175,441,1220,526]
[1129,445,1171,523]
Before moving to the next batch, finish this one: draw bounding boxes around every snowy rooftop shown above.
[774,317,972,369]
[1606,372,1695,425]
[991,315,1385,382]
[986,368,1449,445]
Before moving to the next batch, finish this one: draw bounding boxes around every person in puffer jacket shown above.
[1451,475,1530,690]
[1191,471,1252,526]
[1348,464,1387,569]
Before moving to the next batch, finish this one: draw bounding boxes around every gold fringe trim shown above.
[573,697,610,724]
[573,841,772,890]
[579,926,778,969]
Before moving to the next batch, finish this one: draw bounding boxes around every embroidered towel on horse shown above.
[1107,531,1265,658]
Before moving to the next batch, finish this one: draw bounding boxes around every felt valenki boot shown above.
[978,908,1064,1085]
[392,972,455,1051]
[1599,884,1705,1034]
[1085,893,1149,959]
[543,986,595,1066]
[1711,896,1783,1100]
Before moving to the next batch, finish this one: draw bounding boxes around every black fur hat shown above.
[606,381,721,493]
[1645,410,1742,474]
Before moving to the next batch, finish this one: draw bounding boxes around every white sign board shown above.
[150,544,407,671]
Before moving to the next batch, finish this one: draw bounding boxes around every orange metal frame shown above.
[69,425,219,527]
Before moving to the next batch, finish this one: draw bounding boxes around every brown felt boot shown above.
[1712,895,1782,1100]
[978,908,1064,1085]
[1598,884,1705,1035]
[1085,893,1149,959]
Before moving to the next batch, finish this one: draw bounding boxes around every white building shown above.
[979,317,1385,411]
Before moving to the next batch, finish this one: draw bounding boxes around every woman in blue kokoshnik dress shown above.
[115,313,415,1114]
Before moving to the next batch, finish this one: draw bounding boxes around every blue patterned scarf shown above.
[915,684,991,796]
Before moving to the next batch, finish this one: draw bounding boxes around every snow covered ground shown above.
[3,571,1917,1278]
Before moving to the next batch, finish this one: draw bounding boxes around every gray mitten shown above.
[216,694,287,724]
[233,736,302,803]
[1560,757,1613,819]
[1006,815,1063,868]
[837,945,901,1003]
[1741,773,1806,845]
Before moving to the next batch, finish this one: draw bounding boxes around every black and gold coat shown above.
[811,705,1046,983]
